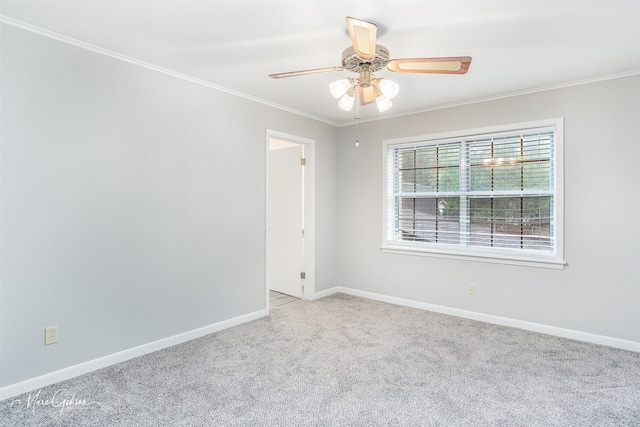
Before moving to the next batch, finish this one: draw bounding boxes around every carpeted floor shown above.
[2,293,640,426]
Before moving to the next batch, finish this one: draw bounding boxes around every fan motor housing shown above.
[341,45,390,73]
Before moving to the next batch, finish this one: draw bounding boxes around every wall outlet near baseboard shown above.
[45,326,58,345]
[468,283,477,295]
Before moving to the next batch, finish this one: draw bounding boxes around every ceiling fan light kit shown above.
[378,78,400,99]
[375,93,393,112]
[338,89,356,111]
[329,78,353,99]
[269,17,472,114]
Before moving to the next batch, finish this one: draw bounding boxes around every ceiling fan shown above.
[269,17,472,112]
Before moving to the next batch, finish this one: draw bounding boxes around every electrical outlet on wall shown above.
[45,326,58,345]
[468,283,477,295]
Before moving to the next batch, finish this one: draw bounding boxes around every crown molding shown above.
[0,16,339,127]
[3,16,638,130]
[336,69,640,127]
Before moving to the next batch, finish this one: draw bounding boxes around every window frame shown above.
[381,118,565,269]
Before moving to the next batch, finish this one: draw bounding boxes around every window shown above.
[382,119,564,268]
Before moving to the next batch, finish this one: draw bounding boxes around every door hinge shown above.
[300,272,306,280]
[300,158,306,166]
[301,228,305,237]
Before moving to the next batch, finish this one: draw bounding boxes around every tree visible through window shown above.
[384,120,563,265]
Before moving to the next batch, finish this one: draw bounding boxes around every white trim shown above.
[382,119,562,146]
[332,287,640,353]
[380,246,566,269]
[265,130,316,313]
[337,69,640,127]
[0,16,336,127]
[310,286,341,300]
[3,288,637,400]
[381,118,565,268]
[554,118,565,264]
[0,310,265,401]
[4,14,638,129]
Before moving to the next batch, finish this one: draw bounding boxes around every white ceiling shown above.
[2,1,639,126]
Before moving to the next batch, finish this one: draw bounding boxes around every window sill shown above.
[380,245,566,270]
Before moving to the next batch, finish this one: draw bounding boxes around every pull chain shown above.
[355,99,360,147]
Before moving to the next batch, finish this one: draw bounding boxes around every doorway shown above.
[265,130,315,314]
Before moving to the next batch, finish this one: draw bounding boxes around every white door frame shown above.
[265,129,315,315]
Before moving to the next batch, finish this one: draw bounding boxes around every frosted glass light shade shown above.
[330,79,352,99]
[338,92,355,111]
[376,94,393,112]
[378,78,399,99]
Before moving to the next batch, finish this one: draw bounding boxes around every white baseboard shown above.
[311,286,341,300]
[4,287,638,401]
[0,309,266,401]
[331,286,640,353]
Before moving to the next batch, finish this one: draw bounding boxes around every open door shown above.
[266,129,315,312]
[267,140,304,298]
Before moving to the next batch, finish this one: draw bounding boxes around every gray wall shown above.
[336,75,640,343]
[0,24,337,386]
[2,20,638,390]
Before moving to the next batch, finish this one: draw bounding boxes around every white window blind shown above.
[383,120,564,266]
